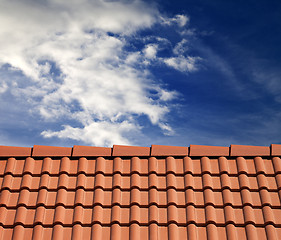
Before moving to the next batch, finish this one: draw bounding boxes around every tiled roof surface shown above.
[0,144,281,239]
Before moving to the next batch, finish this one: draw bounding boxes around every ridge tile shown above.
[151,145,188,156]
[112,145,150,156]
[0,146,32,157]
[72,145,112,157]
[189,145,229,156]
[230,145,270,156]
[32,145,72,157]
[271,144,281,156]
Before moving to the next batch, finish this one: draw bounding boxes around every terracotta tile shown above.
[47,176,58,190]
[0,160,7,175]
[256,227,267,240]
[246,159,257,174]
[28,192,38,207]
[86,159,96,175]
[46,192,57,206]
[1,228,13,240]
[263,159,275,174]
[151,145,188,156]
[120,208,130,223]
[206,224,219,239]
[217,227,227,239]
[202,174,221,190]
[11,177,22,190]
[105,159,113,174]
[84,191,94,206]
[213,192,223,206]
[201,157,212,174]
[272,157,281,174]
[121,191,130,206]
[41,157,52,174]
[192,159,202,174]
[72,145,111,157]
[189,145,229,156]
[253,208,264,224]
[203,188,215,205]
[175,176,184,189]
[50,159,61,175]
[112,145,150,156]
[175,159,184,174]
[94,157,107,174]
[85,176,95,189]
[195,208,206,224]
[272,209,281,223]
[121,159,130,174]
[227,159,238,174]
[14,160,25,175]
[158,191,167,206]
[157,176,167,189]
[231,144,270,156]
[248,176,258,190]
[232,192,242,206]
[0,146,32,157]
[194,176,203,189]
[228,176,240,190]
[22,157,35,175]
[234,208,245,224]
[1,144,281,240]
[131,173,141,188]
[155,159,165,174]
[267,191,280,206]
[236,227,246,239]
[6,209,16,225]
[158,226,168,239]
[265,225,279,240]
[185,188,195,205]
[254,157,266,174]
[262,205,275,224]
[210,159,220,174]
[130,188,141,205]
[33,145,72,157]
[12,225,25,239]
[271,144,281,156]
[205,205,216,224]
[194,191,204,206]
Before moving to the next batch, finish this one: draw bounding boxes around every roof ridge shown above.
[0,144,280,157]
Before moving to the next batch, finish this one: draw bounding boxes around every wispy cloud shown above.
[0,0,200,147]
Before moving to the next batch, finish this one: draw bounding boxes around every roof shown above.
[0,144,281,239]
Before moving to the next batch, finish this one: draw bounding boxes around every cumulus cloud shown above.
[161,14,189,27]
[164,56,201,72]
[143,44,158,59]
[0,0,200,146]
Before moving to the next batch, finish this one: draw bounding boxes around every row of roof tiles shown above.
[0,188,280,208]
[1,156,281,176]
[1,205,281,226]
[1,225,278,240]
[1,144,281,157]
[1,174,280,191]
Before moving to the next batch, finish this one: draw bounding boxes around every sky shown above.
[0,0,281,148]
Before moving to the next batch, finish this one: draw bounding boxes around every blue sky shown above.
[0,0,281,147]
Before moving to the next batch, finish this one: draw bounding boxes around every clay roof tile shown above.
[0,143,281,239]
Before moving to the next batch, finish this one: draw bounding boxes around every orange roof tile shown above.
[0,144,281,239]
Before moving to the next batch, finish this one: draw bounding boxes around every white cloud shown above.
[164,56,201,72]
[0,0,200,146]
[173,39,188,55]
[42,121,136,147]
[0,81,7,93]
[161,14,189,27]
[143,44,158,59]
